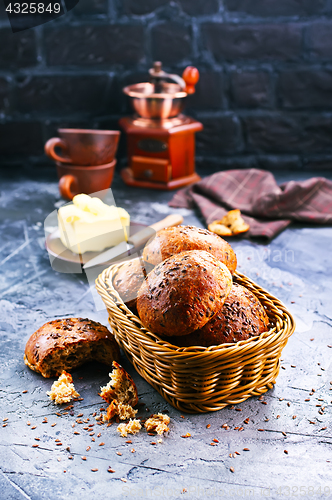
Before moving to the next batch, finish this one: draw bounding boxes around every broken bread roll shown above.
[99,361,138,406]
[24,318,120,378]
[47,371,80,404]
[99,361,139,421]
[208,209,250,236]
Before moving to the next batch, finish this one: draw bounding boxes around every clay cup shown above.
[56,160,117,200]
[45,129,120,166]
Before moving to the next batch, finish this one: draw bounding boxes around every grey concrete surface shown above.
[0,169,332,500]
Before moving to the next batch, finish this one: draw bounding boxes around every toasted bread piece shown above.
[144,413,170,435]
[208,209,250,236]
[47,371,80,404]
[207,221,232,236]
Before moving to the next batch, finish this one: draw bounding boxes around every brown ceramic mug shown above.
[45,129,120,166]
[56,159,117,200]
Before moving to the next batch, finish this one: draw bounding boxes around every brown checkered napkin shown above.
[169,169,332,239]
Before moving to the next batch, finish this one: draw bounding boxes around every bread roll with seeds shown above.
[112,257,153,311]
[142,225,237,274]
[24,318,120,378]
[170,283,269,347]
[137,250,233,337]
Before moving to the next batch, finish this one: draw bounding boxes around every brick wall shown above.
[1,0,332,172]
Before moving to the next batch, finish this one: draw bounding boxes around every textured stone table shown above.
[1,168,332,500]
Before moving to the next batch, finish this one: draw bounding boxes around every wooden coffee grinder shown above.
[120,62,202,190]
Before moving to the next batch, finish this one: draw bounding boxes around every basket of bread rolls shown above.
[95,225,295,413]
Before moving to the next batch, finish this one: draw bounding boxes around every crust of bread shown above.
[142,225,237,274]
[24,318,120,378]
[137,250,233,337]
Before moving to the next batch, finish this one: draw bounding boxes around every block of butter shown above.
[58,194,130,254]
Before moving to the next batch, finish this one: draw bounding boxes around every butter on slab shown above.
[58,194,130,254]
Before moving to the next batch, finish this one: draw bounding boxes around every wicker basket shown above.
[95,264,295,413]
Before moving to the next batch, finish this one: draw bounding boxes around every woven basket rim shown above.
[95,262,295,357]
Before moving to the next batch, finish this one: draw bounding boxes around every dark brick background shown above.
[1,0,332,172]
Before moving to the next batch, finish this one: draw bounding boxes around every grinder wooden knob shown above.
[182,66,200,94]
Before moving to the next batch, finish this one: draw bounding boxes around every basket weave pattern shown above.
[96,264,295,413]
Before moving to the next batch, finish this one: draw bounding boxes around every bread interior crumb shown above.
[99,363,136,405]
[117,419,142,437]
[144,413,170,435]
[104,400,138,421]
[47,371,80,404]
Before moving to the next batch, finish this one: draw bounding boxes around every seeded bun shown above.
[169,283,270,347]
[112,257,153,311]
[137,250,233,337]
[24,318,120,378]
[142,225,237,274]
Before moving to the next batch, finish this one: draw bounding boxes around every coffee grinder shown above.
[119,62,203,190]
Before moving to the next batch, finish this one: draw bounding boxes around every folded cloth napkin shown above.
[169,169,332,239]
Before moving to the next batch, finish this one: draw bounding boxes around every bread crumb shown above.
[47,371,80,405]
[144,413,170,435]
[117,419,142,438]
